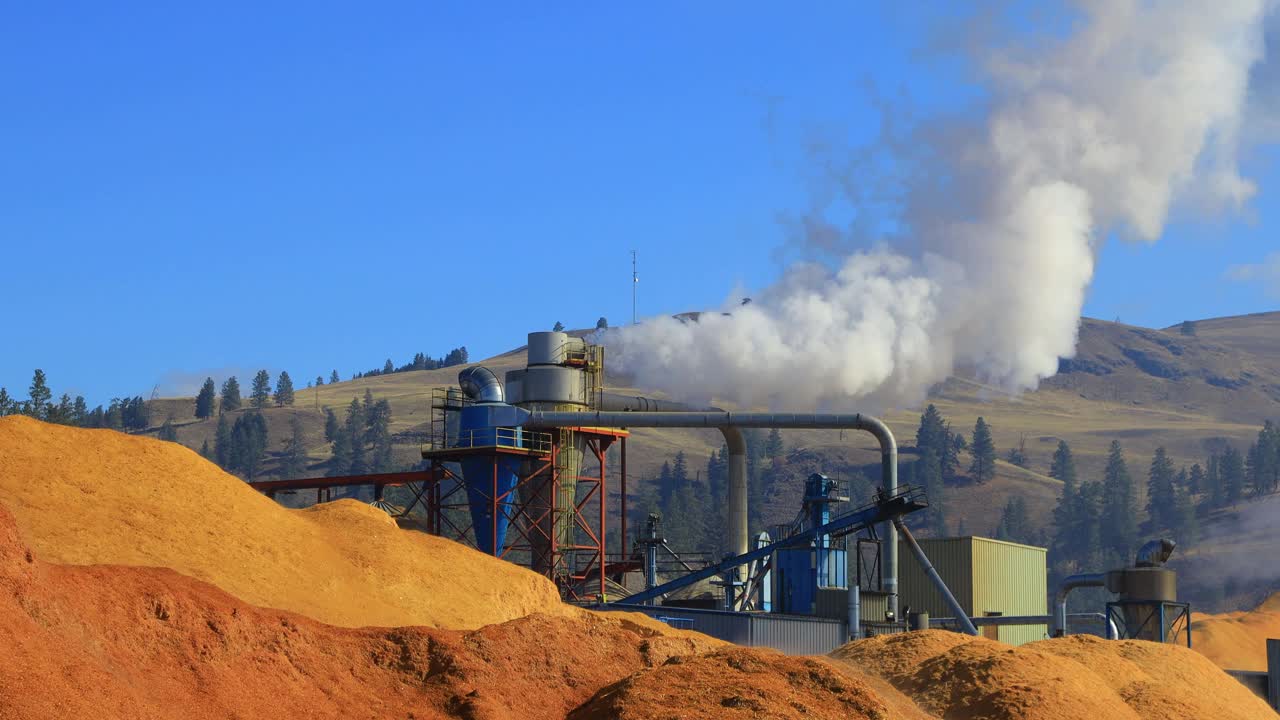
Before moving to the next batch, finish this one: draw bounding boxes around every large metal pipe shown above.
[1054,573,1108,637]
[458,366,505,403]
[893,517,978,636]
[848,582,861,641]
[930,612,1118,637]
[522,409,899,615]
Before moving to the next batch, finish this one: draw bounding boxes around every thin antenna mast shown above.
[632,250,638,325]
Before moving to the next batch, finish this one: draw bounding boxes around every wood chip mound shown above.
[0,415,572,629]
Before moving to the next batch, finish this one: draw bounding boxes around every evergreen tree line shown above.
[0,369,149,431]
[206,411,308,481]
[212,412,270,479]
[194,370,296,419]
[324,390,394,476]
[349,347,469,381]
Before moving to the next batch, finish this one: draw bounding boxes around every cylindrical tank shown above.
[513,332,592,577]
[528,331,586,366]
[520,366,587,405]
[1108,566,1177,642]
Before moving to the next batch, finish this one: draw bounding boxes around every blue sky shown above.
[1,2,1277,406]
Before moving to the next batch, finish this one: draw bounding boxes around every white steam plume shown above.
[605,1,1275,411]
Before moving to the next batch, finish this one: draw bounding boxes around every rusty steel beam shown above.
[248,470,436,493]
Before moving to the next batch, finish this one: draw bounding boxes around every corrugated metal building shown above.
[600,605,847,655]
[899,536,1048,645]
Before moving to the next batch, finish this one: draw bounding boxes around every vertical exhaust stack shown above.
[506,331,601,576]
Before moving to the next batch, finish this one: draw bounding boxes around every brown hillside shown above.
[140,312,1280,542]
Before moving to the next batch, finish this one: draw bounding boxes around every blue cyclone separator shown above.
[457,403,526,555]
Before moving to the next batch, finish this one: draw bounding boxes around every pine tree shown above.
[1221,445,1246,505]
[1050,440,1078,555]
[918,449,947,536]
[366,398,393,472]
[220,377,242,413]
[0,388,12,416]
[200,439,212,460]
[195,378,216,419]
[1249,420,1280,495]
[915,405,958,480]
[122,397,150,430]
[71,396,87,426]
[1188,463,1205,496]
[274,371,295,406]
[994,495,1032,544]
[231,412,269,479]
[28,369,51,420]
[250,370,272,409]
[316,375,325,386]
[553,321,565,332]
[764,428,783,459]
[104,398,124,429]
[596,317,609,329]
[969,417,997,484]
[1205,453,1223,508]
[1101,440,1137,561]
[329,428,353,476]
[323,407,339,443]
[214,414,231,468]
[158,417,178,442]
[330,370,340,384]
[657,461,675,506]
[1146,447,1176,531]
[280,415,307,478]
[344,397,367,474]
[240,409,268,476]
[46,394,73,424]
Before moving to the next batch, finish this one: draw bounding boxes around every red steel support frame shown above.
[252,431,630,601]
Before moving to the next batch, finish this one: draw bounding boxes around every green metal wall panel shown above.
[898,536,1048,646]
[898,537,974,618]
[971,537,1047,617]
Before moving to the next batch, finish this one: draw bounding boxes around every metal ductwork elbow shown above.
[1135,538,1176,568]
[458,366,505,404]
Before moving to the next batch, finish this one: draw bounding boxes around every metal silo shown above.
[505,331,602,577]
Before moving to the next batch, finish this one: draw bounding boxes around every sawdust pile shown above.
[0,416,571,629]
[1191,592,1280,671]
[0,502,717,719]
[568,647,932,720]
[831,630,1275,720]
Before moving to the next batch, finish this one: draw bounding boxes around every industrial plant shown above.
[251,330,1202,657]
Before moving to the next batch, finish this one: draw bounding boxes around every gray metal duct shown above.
[457,366,505,403]
[1054,573,1108,636]
[1136,538,1176,567]
[521,409,899,615]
